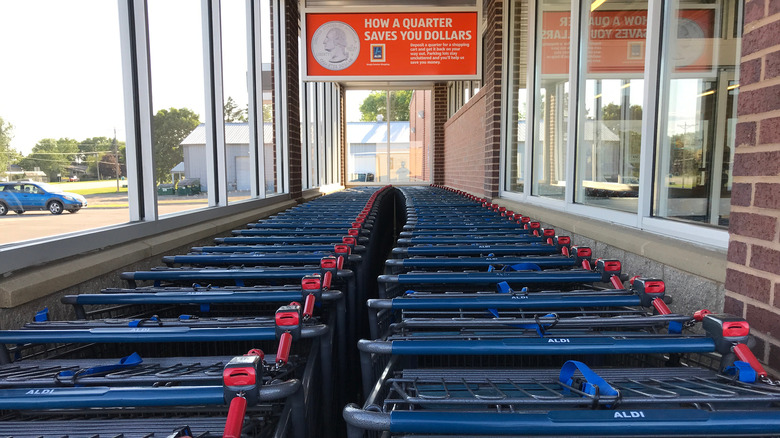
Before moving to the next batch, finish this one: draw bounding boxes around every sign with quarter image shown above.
[304,11,480,81]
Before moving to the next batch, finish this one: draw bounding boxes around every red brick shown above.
[732,151,780,176]
[730,183,753,207]
[775,282,780,305]
[767,50,780,80]
[742,58,763,87]
[744,0,766,24]
[750,245,780,275]
[741,21,780,57]
[724,295,746,316]
[771,0,780,16]
[751,335,767,360]
[738,84,780,116]
[754,183,780,209]
[728,240,748,264]
[746,304,780,337]
[769,344,780,374]
[728,212,777,240]
[760,116,780,145]
[735,122,757,147]
[725,268,772,302]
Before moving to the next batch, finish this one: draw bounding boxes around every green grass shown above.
[70,187,128,196]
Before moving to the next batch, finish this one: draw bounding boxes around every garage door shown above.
[236,156,250,191]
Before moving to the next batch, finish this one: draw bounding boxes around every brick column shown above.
[482,0,503,198]
[284,0,302,200]
[724,0,780,372]
[433,83,447,184]
[339,86,347,186]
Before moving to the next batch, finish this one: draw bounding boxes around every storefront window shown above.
[532,0,570,199]
[504,0,530,193]
[654,0,741,227]
[575,1,648,212]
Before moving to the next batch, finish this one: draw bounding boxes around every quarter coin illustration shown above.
[311,21,360,71]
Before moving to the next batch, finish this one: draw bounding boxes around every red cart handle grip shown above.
[223,396,248,438]
[276,331,292,366]
[733,343,767,379]
[303,293,316,320]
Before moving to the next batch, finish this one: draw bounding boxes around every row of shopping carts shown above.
[342,185,780,437]
[0,186,397,437]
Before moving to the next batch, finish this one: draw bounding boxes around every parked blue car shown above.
[0,182,87,215]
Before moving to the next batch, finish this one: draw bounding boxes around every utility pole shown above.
[113,129,120,192]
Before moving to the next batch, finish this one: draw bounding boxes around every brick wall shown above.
[409,90,432,181]
[725,0,780,373]
[482,0,503,198]
[444,91,487,194]
[284,0,302,200]
[433,83,447,185]
[441,0,503,197]
[339,86,346,185]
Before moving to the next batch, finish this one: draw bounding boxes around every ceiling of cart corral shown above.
[304,0,476,7]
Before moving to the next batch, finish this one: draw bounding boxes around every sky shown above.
[0,0,269,156]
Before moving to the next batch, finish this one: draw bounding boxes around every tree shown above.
[98,153,121,179]
[601,103,643,121]
[19,138,79,181]
[359,90,412,122]
[224,96,248,123]
[152,107,200,183]
[0,116,18,174]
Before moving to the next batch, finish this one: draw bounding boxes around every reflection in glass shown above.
[346,89,429,183]
[505,0,530,193]
[575,2,648,213]
[654,0,741,227]
[532,2,570,199]
[0,1,129,244]
[148,0,206,214]
[261,0,277,195]
[222,0,251,203]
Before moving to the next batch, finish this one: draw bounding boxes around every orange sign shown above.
[305,12,479,80]
[541,9,714,75]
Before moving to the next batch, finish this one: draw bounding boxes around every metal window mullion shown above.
[325,85,332,184]
[564,0,585,207]
[333,84,340,185]
[317,83,325,185]
[638,0,665,223]
[498,0,510,195]
[523,0,537,201]
[300,80,309,189]
[386,91,391,182]
[202,0,227,206]
[118,0,156,221]
[247,0,264,198]
[272,0,288,194]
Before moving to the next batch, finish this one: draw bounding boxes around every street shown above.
[0,180,212,245]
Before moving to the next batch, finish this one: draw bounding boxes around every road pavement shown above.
[0,181,213,245]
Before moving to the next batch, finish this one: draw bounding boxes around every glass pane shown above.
[575,1,648,213]
[346,90,384,183]
[261,0,277,195]
[0,1,128,245]
[222,0,251,203]
[407,90,431,183]
[148,0,207,214]
[308,83,318,186]
[504,0,530,193]
[654,0,740,227]
[532,0,570,199]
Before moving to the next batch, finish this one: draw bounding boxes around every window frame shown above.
[499,0,730,249]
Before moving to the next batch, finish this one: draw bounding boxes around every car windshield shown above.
[36,183,61,193]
